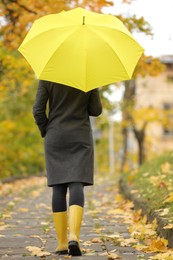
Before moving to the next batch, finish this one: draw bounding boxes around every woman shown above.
[33,80,102,256]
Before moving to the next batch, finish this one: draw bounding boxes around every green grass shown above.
[122,152,173,221]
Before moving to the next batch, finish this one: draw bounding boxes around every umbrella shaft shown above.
[83,16,85,25]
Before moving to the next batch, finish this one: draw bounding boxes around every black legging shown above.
[52,182,84,212]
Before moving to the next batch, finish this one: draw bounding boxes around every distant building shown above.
[132,55,173,158]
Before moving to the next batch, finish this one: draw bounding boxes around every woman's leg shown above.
[68,182,84,256]
[52,184,68,255]
[52,184,68,212]
[68,182,84,208]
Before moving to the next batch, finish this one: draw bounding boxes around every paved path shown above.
[0,175,153,260]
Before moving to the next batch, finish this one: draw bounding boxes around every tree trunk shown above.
[132,122,147,165]
[120,127,128,171]
[120,80,136,171]
[138,139,144,165]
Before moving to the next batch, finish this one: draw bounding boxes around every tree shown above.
[120,55,165,170]
[0,0,113,49]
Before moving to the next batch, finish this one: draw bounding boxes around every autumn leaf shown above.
[149,251,173,260]
[160,162,172,174]
[82,248,96,255]
[108,252,121,259]
[82,241,92,246]
[115,194,124,202]
[164,192,173,203]
[2,213,12,219]
[163,224,173,230]
[145,237,168,253]
[26,246,51,257]
[0,224,10,231]
[133,209,143,222]
[119,237,138,246]
[99,252,108,256]
[31,190,40,198]
[107,209,124,214]
[91,237,103,243]
[18,208,29,212]
[156,208,169,216]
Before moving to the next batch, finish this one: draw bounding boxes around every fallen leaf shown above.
[131,189,138,194]
[148,176,162,186]
[160,162,172,174]
[41,221,49,225]
[108,253,121,259]
[7,201,15,207]
[99,252,108,256]
[26,246,51,256]
[0,224,9,231]
[115,194,124,202]
[145,237,168,253]
[133,209,143,222]
[105,233,122,239]
[109,249,117,253]
[158,181,167,188]
[18,208,29,212]
[163,224,173,229]
[82,241,92,246]
[35,203,50,209]
[158,208,169,216]
[164,193,173,203]
[2,213,12,219]
[107,209,124,214]
[143,172,149,177]
[82,248,95,255]
[91,237,102,243]
[149,251,173,259]
[31,190,40,198]
[119,237,138,246]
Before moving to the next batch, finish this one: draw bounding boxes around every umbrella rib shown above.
[20,25,78,46]
[87,25,141,78]
[39,28,82,77]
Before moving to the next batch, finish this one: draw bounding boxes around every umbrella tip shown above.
[83,16,85,25]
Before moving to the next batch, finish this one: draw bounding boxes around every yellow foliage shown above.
[0,85,7,100]
[163,224,173,230]
[164,192,173,203]
[0,111,45,179]
[131,107,160,126]
[134,55,165,78]
[150,251,173,260]
[160,162,172,174]
[146,237,168,252]
[0,120,16,131]
[26,246,51,257]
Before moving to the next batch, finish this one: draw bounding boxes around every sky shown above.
[103,0,173,57]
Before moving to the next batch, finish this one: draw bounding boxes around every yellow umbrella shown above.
[18,7,144,92]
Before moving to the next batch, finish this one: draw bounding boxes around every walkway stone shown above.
[0,175,154,259]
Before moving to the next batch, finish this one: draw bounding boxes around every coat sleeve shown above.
[33,80,49,138]
[88,89,102,116]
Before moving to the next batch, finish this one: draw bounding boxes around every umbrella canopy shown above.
[18,7,144,92]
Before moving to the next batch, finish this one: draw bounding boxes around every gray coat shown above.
[33,80,102,187]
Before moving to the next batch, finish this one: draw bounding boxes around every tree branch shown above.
[2,0,37,15]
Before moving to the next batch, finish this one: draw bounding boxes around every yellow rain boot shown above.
[53,211,68,255]
[68,205,83,256]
